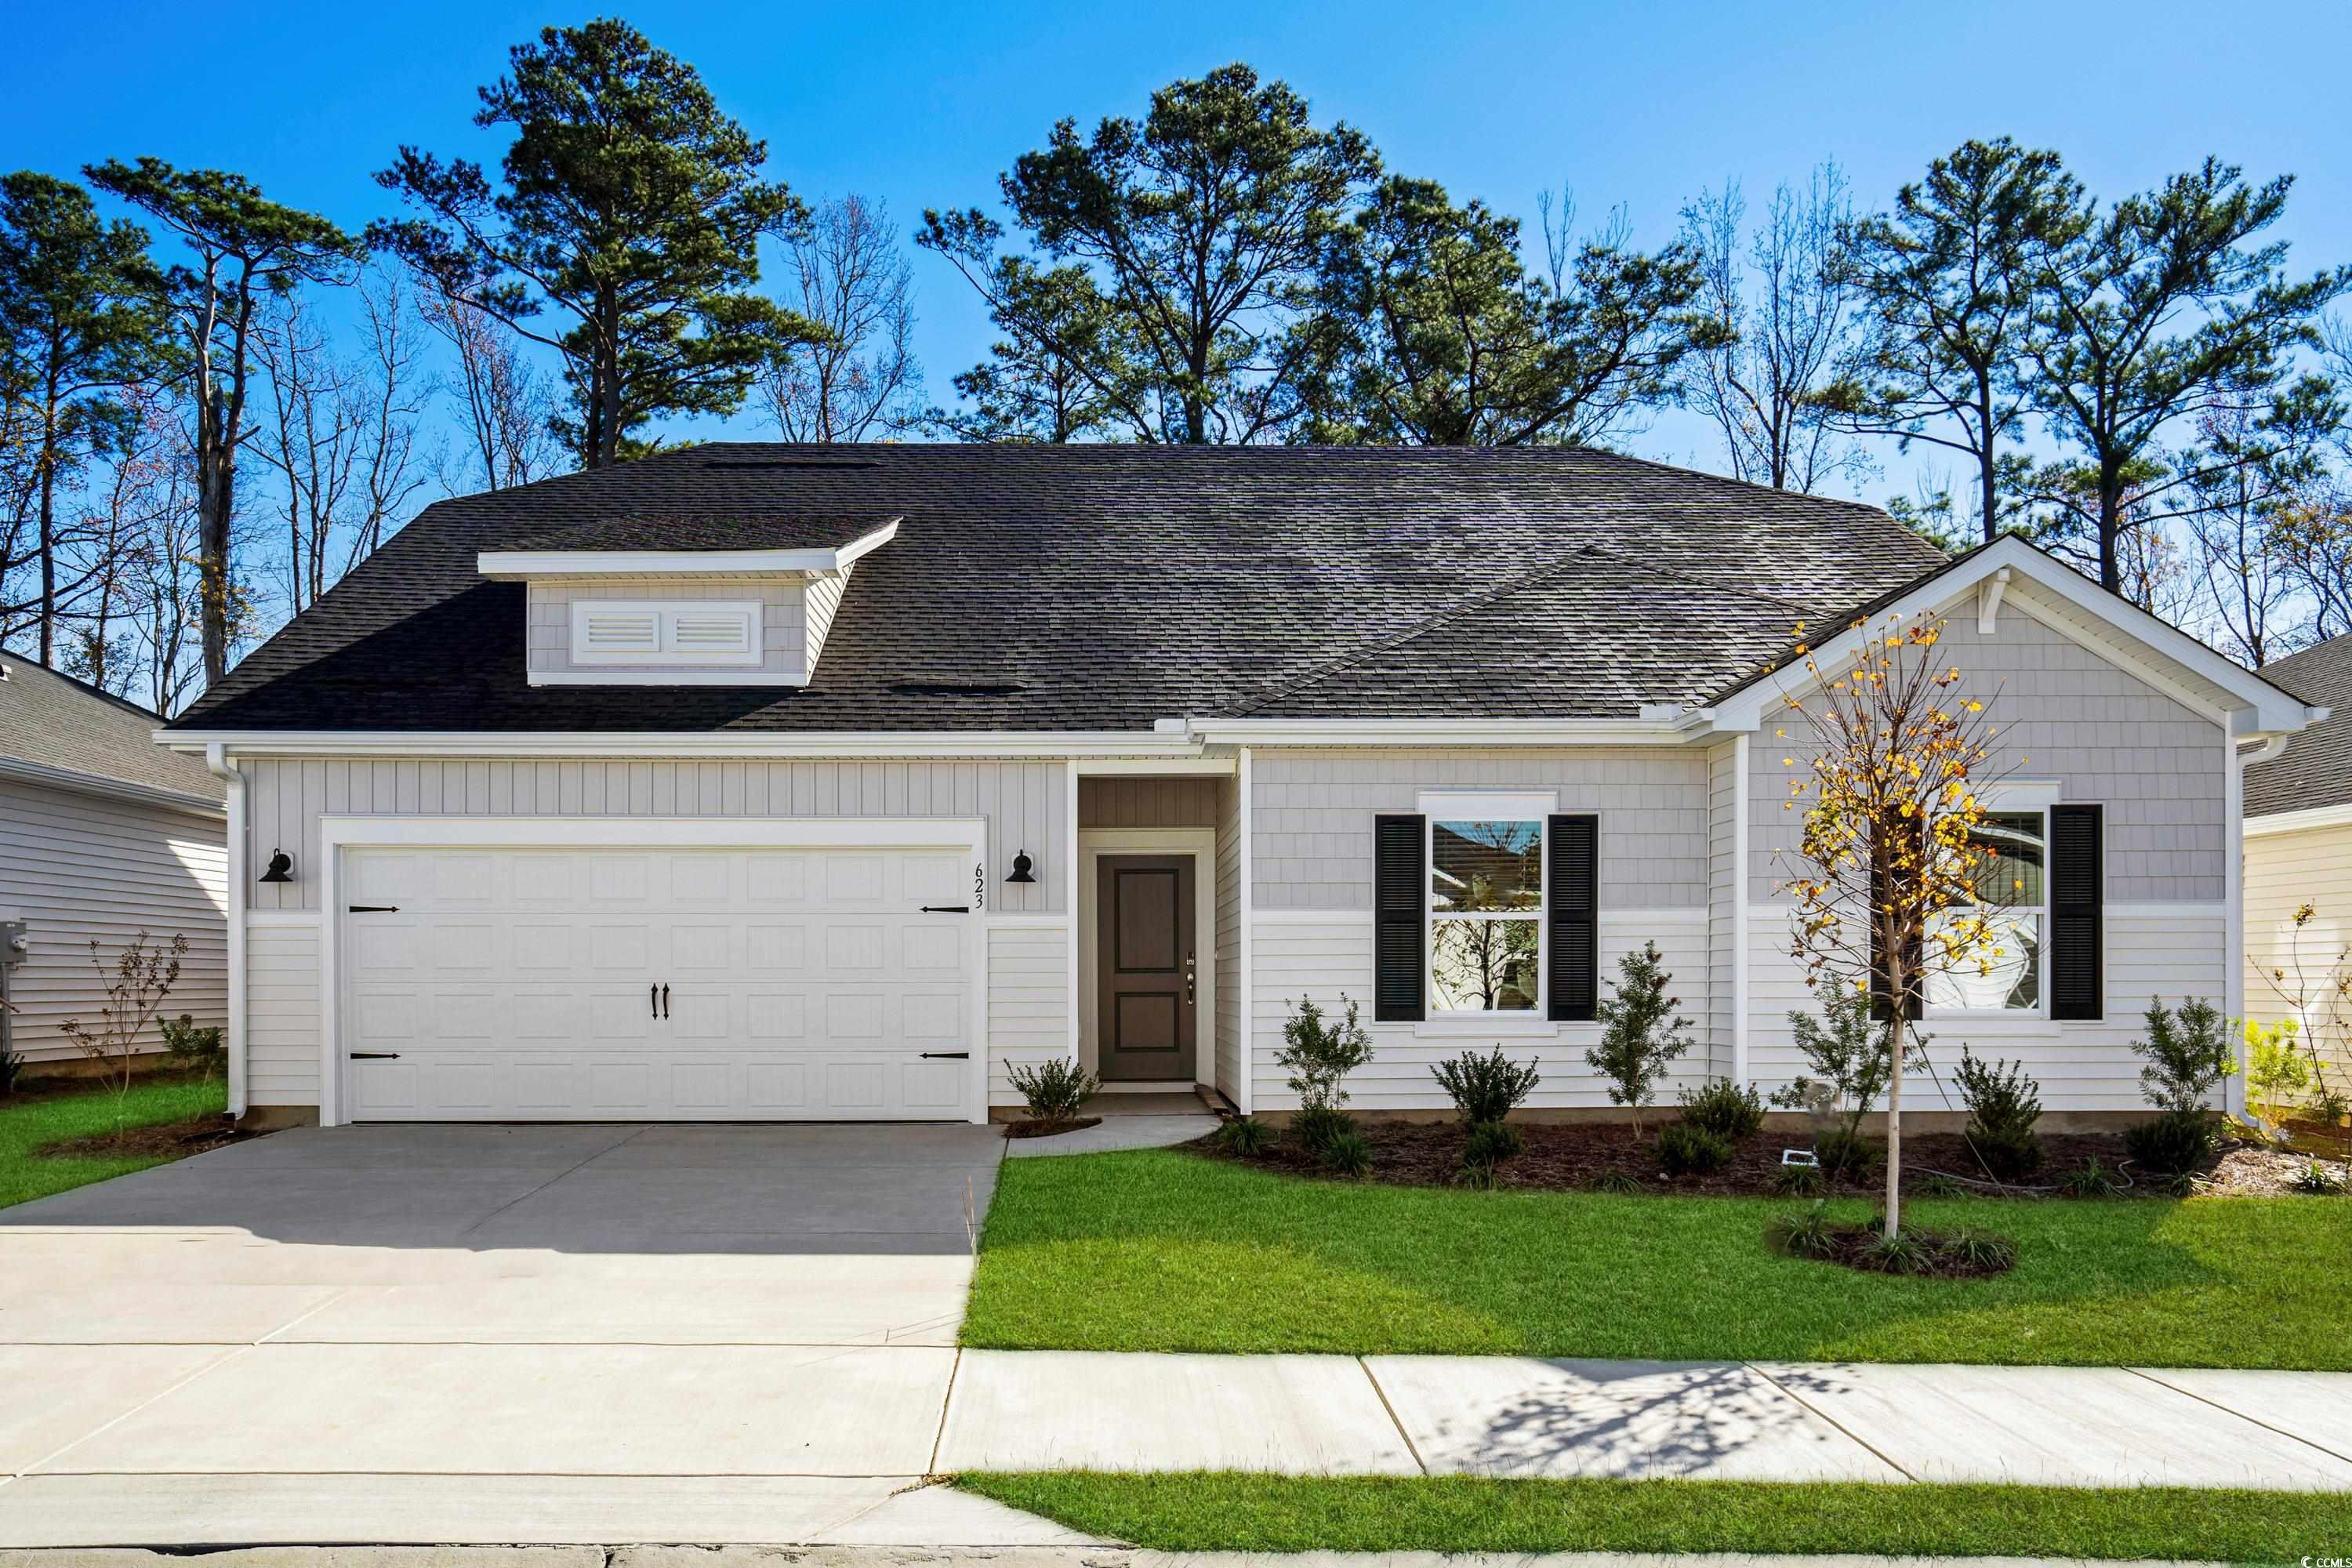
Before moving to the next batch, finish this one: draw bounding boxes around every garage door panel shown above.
[341,844,977,1122]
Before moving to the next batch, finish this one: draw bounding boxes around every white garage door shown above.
[339,844,977,1121]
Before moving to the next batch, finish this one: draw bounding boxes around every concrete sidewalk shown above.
[937,1352,2352,1492]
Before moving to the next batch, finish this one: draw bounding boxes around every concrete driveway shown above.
[0,1123,1081,1548]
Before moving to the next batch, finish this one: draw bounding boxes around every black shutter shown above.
[1869,842,1923,1021]
[1548,814,1599,1022]
[2049,804,2103,1021]
[1373,814,1425,1022]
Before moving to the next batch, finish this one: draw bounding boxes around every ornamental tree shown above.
[1775,610,2008,1236]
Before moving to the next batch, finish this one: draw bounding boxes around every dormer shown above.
[477,514,898,688]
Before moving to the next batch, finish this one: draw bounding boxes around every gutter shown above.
[204,743,248,1120]
[0,754,224,818]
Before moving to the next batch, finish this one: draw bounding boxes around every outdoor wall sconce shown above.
[1006,850,1036,884]
[259,848,295,884]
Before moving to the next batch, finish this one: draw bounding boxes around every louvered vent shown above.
[670,609,755,656]
[578,609,661,656]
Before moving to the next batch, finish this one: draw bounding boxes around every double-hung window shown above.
[1423,793,1552,1014]
[1924,808,2047,1013]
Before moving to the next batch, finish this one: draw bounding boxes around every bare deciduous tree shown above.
[416,283,561,491]
[761,195,924,442]
[1678,165,1873,494]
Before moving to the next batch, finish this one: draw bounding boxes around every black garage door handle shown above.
[350,1051,401,1060]
[920,1051,970,1060]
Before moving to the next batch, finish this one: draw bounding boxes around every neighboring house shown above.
[2242,633,2351,1094]
[0,659,227,1065]
[156,445,2321,1129]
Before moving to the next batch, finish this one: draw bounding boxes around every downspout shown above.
[205,742,248,1120]
[2224,728,2250,1120]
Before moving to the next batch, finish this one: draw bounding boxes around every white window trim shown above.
[1924,782,2060,1020]
[569,599,764,668]
[1418,790,1558,1021]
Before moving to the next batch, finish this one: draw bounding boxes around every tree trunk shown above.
[35,428,56,666]
[2098,460,2125,593]
[1883,1018,1904,1238]
[1977,379,2000,545]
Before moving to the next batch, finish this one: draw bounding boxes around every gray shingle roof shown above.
[172,443,1951,735]
[0,659,223,801]
[2245,633,2352,818]
[499,514,899,553]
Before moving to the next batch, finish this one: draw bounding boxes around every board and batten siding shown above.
[2244,820,2352,1091]
[236,756,1069,1110]
[0,776,227,1061]
[241,757,1069,915]
[1250,748,1710,911]
[1251,910,1710,1112]
[1748,608,2228,903]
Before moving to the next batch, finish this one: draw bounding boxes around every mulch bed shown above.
[1773,1218,2018,1279]
[1189,1118,2250,1199]
[1004,1116,1105,1140]
[34,1114,249,1161]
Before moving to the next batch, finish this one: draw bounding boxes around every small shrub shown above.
[1679,1079,1765,1139]
[1769,984,1900,1150]
[2056,1159,2122,1198]
[1214,1116,1272,1156]
[1291,1103,1357,1153]
[1319,1130,1373,1177]
[1955,1047,2043,1178]
[1812,1125,1881,1178]
[1941,1227,2020,1271]
[2288,1160,2347,1196]
[1913,1173,1969,1200]
[1588,1167,1642,1195]
[2124,1109,2216,1175]
[1430,1047,1541,1124]
[1766,1205,1839,1259]
[2243,1018,2311,1127]
[2160,1169,2205,1198]
[1277,995,1374,1116]
[1452,1160,1503,1191]
[2130,996,2235,1116]
[1005,1056,1098,1121]
[159,1013,226,1080]
[1772,1163,1824,1196]
[1462,1120,1523,1167]
[1858,1228,1933,1276]
[1656,1121,1731,1176]
[1586,942,1695,1133]
[0,1032,21,1094]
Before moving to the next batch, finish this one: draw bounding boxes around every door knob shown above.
[1184,949,1196,1005]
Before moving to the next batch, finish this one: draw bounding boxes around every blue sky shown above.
[6,0,2350,505]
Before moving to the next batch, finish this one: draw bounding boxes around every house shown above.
[154,445,2322,1129]
[0,659,227,1067]
[2241,633,2351,1094]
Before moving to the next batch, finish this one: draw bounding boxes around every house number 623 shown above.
[974,862,986,910]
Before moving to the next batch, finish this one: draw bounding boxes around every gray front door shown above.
[1097,855,1197,1083]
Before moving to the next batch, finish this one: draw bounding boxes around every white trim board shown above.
[311,813,990,1128]
[477,521,901,580]
[2245,800,2352,838]
[1077,826,1218,1093]
[0,754,225,818]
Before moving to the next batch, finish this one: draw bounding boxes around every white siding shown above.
[0,777,226,1062]
[246,920,321,1105]
[242,757,1068,916]
[1747,902,2227,1112]
[2245,822,2352,1090]
[1251,747,1709,911]
[803,566,852,668]
[1251,910,1710,1112]
[988,921,1070,1106]
[1749,603,2228,903]
[528,579,811,681]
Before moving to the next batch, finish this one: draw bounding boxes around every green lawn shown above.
[966,1148,2345,1368]
[956,1472,2339,1563]
[0,1077,229,1210]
